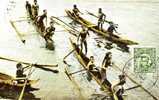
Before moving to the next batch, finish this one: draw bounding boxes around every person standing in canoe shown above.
[98,8,106,31]
[86,56,101,81]
[25,1,32,19]
[72,4,83,17]
[112,74,126,100]
[107,22,118,40]
[32,0,39,20]
[44,20,55,46]
[77,26,89,55]
[70,4,83,25]
[101,52,112,87]
[36,9,47,33]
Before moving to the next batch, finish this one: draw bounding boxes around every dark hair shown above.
[105,52,111,58]
[99,8,102,12]
[43,9,47,13]
[73,4,77,8]
[16,63,22,68]
[119,74,125,80]
[90,56,94,59]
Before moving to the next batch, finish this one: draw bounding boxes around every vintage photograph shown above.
[0,0,159,100]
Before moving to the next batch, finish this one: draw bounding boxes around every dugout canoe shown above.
[66,10,138,46]
[26,10,55,50]
[0,72,39,88]
[69,38,120,100]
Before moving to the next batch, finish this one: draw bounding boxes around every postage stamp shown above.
[134,48,156,73]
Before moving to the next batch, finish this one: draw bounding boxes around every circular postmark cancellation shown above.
[134,48,156,73]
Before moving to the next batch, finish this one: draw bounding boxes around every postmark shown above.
[134,48,156,73]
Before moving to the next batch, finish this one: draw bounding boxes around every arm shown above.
[77,8,83,15]
[77,33,81,42]
[45,16,47,26]
[103,14,106,23]
[23,65,30,72]
[102,56,106,67]
[86,29,89,36]
[25,4,27,10]
[114,28,118,33]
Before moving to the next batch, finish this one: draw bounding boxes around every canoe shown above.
[69,38,119,100]
[26,11,55,50]
[0,72,39,88]
[66,10,138,46]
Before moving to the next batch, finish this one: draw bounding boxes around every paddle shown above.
[0,56,58,67]
[66,69,86,76]
[18,65,34,100]
[64,66,85,99]
[34,65,59,73]
[54,20,78,37]
[85,10,111,24]
[124,85,141,92]
[10,20,26,44]
[63,47,77,66]
[51,16,79,36]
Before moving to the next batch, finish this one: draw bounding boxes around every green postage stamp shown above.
[134,48,156,73]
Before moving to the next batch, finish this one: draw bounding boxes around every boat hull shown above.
[66,10,138,46]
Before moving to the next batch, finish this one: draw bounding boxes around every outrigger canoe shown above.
[69,38,120,100]
[0,72,39,88]
[66,10,138,47]
[26,12,55,50]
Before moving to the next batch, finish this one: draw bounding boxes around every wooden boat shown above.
[0,72,39,88]
[66,10,138,47]
[69,38,120,100]
[26,11,55,50]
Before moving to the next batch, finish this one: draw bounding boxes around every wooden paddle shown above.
[10,20,26,44]
[66,69,86,76]
[0,56,58,67]
[18,65,33,100]
[63,49,76,65]
[85,10,111,24]
[124,85,141,92]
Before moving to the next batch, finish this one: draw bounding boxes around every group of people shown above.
[87,52,126,100]
[72,5,125,99]
[24,2,125,99]
[72,5,118,40]
[25,0,55,48]
[72,5,119,55]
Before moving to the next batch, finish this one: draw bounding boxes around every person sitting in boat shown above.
[98,8,106,31]
[112,74,126,100]
[44,20,55,44]
[36,9,47,33]
[86,56,101,81]
[16,63,30,83]
[25,1,32,19]
[77,26,89,55]
[101,52,112,87]
[32,0,39,20]
[107,21,118,40]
